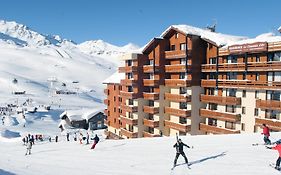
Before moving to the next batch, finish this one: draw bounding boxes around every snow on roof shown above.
[223,32,281,48]
[82,108,104,120]
[278,26,281,32]
[60,108,104,121]
[102,71,125,84]
[161,25,247,46]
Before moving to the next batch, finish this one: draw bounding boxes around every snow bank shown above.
[103,71,125,84]
[0,129,20,140]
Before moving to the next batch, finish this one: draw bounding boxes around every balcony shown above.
[143,79,159,87]
[199,123,240,134]
[143,65,159,73]
[255,118,281,131]
[104,99,109,106]
[120,128,138,138]
[165,79,191,87]
[120,91,138,99]
[104,89,109,95]
[165,65,190,73]
[200,109,241,122]
[256,99,281,111]
[164,120,191,133]
[143,118,160,128]
[120,79,137,86]
[121,104,138,113]
[119,115,138,126]
[165,93,191,102]
[118,66,138,73]
[201,64,217,72]
[143,131,160,137]
[201,80,216,87]
[200,94,241,105]
[143,92,159,100]
[165,107,191,118]
[143,106,159,114]
[247,62,281,72]
[165,50,187,59]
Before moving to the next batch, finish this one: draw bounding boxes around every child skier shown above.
[173,138,191,167]
[261,124,271,145]
[267,141,281,170]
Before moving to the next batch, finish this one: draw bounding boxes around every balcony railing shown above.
[200,94,241,105]
[143,131,160,137]
[165,79,191,87]
[120,79,137,86]
[143,79,159,87]
[164,120,191,132]
[118,66,138,73]
[165,107,191,118]
[165,93,191,102]
[256,99,281,111]
[121,104,138,113]
[143,106,159,114]
[120,91,138,99]
[165,65,190,73]
[255,118,281,131]
[143,65,159,73]
[120,115,138,126]
[143,118,160,128]
[165,50,187,59]
[120,128,138,138]
[199,123,240,134]
[143,92,159,100]
[200,109,241,122]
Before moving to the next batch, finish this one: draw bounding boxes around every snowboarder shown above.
[261,124,271,145]
[25,140,32,155]
[66,133,70,141]
[91,134,100,149]
[266,141,281,170]
[173,138,191,167]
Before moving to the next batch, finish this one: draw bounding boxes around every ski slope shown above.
[0,130,280,175]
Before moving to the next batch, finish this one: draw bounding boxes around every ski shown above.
[269,163,281,171]
[171,163,191,170]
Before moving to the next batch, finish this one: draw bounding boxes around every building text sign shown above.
[228,42,268,54]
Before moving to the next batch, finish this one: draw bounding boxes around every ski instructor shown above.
[173,138,191,167]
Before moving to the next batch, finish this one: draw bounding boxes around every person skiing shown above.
[261,124,271,145]
[25,140,32,155]
[66,132,70,141]
[55,135,58,142]
[266,141,281,170]
[22,137,26,145]
[86,132,90,145]
[91,134,100,149]
[173,138,191,167]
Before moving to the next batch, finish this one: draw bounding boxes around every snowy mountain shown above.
[0,20,139,110]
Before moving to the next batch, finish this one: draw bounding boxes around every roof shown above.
[142,38,163,54]
[102,71,125,84]
[59,108,104,121]
[161,25,247,47]
[278,26,281,32]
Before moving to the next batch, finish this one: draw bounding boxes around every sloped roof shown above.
[102,71,125,84]
[278,26,281,32]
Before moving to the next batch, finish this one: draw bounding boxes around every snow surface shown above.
[103,71,125,84]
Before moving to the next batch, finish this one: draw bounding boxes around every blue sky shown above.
[0,0,280,46]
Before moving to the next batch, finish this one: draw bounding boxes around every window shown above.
[127,60,132,66]
[180,87,187,94]
[114,108,116,112]
[209,57,217,64]
[179,117,187,124]
[242,107,246,114]
[171,45,176,51]
[226,105,235,113]
[179,102,187,109]
[149,59,154,65]
[114,86,116,90]
[114,96,116,101]
[256,55,260,62]
[256,73,260,81]
[227,72,237,80]
[226,89,236,97]
[227,55,237,63]
[149,73,154,79]
[148,100,154,107]
[243,72,247,80]
[180,43,186,50]
[180,58,186,65]
[241,123,245,131]
[127,72,133,79]
[255,91,259,99]
[254,108,259,116]
[208,118,217,126]
[242,90,246,97]
[148,114,154,120]
[128,99,133,105]
[267,90,281,101]
[208,103,217,110]
[128,86,133,92]
[148,87,154,93]
[209,73,216,79]
[225,121,235,130]
[175,33,179,39]
[179,73,186,79]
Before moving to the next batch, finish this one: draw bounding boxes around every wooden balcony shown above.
[165,107,191,118]
[165,79,191,87]
[143,92,159,100]
[143,131,160,137]
[143,79,159,87]
[247,62,281,72]
[104,99,109,106]
[201,80,216,87]
[165,93,191,102]
[143,118,160,128]
[119,115,138,126]
[164,120,191,133]
[120,79,137,86]
[256,99,281,111]
[201,64,217,72]
[199,123,240,134]
[120,91,138,99]
[165,65,190,73]
[143,65,159,73]
[118,66,138,73]
[255,118,281,131]
[104,89,109,95]
[120,128,138,138]
[143,106,159,114]
[200,109,241,122]
[200,94,241,105]
[165,50,187,59]
[121,104,138,113]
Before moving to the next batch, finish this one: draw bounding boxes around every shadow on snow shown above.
[0,169,16,175]
[189,151,227,166]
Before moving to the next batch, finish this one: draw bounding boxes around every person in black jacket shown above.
[91,134,100,149]
[173,139,190,167]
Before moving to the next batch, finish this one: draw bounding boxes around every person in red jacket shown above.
[261,124,271,145]
[267,142,281,170]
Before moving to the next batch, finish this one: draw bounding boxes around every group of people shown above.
[172,124,281,170]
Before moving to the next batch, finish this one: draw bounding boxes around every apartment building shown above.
[104,25,281,139]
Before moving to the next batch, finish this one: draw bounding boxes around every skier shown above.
[173,138,191,167]
[66,133,70,141]
[79,133,83,144]
[86,132,90,145]
[266,141,281,170]
[55,135,58,142]
[22,137,26,145]
[91,134,100,149]
[261,124,271,145]
[25,140,32,155]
